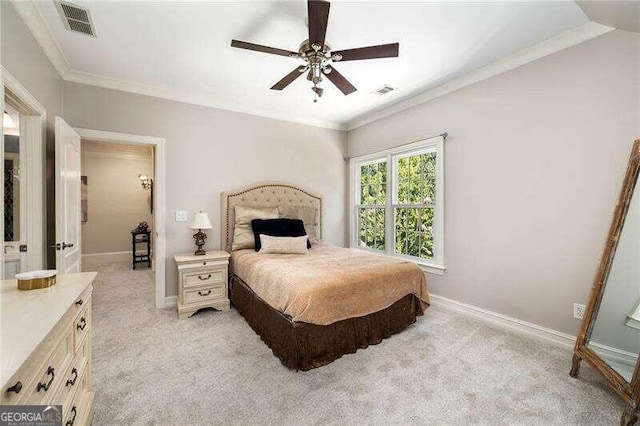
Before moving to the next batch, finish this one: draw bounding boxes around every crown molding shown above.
[12,0,613,133]
[64,70,346,130]
[345,21,614,130]
[10,0,71,79]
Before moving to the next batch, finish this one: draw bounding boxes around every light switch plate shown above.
[175,211,188,222]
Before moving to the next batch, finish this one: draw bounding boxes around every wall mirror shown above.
[571,139,640,425]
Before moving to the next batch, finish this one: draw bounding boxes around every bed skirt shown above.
[229,274,425,371]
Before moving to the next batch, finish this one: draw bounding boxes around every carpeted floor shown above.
[88,262,625,424]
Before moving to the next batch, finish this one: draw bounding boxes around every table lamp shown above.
[189,211,213,256]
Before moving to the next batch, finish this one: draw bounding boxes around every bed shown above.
[221,182,429,370]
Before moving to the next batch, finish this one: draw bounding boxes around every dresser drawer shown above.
[22,327,74,405]
[63,364,89,426]
[183,269,226,288]
[73,301,91,353]
[183,284,225,304]
[53,338,89,409]
[72,288,91,318]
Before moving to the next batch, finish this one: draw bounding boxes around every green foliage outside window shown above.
[357,152,437,259]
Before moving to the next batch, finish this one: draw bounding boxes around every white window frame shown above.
[349,135,445,275]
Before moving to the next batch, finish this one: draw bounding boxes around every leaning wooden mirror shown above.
[570,139,640,425]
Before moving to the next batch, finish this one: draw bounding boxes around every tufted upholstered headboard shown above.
[221,182,322,252]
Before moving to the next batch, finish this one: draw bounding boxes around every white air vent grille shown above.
[372,85,396,95]
[56,1,96,37]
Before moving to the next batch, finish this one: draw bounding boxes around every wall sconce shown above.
[138,174,154,213]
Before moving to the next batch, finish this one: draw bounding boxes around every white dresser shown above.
[1,272,96,425]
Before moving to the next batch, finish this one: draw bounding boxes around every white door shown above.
[55,117,81,274]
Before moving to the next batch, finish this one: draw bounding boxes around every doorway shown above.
[2,68,46,279]
[75,128,169,308]
[79,139,155,270]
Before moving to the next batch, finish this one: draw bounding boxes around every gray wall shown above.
[62,82,348,297]
[81,150,154,255]
[347,29,640,336]
[1,1,64,267]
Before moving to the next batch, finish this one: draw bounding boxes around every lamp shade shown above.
[189,211,212,230]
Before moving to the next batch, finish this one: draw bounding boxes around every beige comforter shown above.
[230,244,429,325]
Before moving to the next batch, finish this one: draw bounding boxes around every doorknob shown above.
[62,242,75,249]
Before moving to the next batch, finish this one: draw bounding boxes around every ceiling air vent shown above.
[55,1,97,37]
[372,85,396,95]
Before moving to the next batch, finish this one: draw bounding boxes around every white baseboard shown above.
[429,293,575,349]
[430,293,639,368]
[589,341,638,367]
[162,296,177,309]
[82,251,132,268]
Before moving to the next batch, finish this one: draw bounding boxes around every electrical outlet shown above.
[175,210,188,222]
[573,303,586,320]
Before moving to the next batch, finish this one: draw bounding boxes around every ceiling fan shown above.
[230,0,399,102]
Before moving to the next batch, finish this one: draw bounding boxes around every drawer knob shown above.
[37,366,55,392]
[198,290,212,296]
[203,262,207,265]
[75,299,83,306]
[77,317,87,331]
[66,407,77,426]
[66,368,78,387]
[198,274,212,281]
[6,381,22,394]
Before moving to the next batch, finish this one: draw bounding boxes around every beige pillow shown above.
[232,206,279,251]
[279,206,320,242]
[259,235,309,255]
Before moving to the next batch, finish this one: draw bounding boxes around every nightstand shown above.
[175,251,231,319]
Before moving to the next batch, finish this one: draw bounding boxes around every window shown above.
[351,135,445,274]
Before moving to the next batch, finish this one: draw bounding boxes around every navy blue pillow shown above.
[251,218,311,251]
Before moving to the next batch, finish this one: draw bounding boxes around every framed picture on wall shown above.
[81,175,88,223]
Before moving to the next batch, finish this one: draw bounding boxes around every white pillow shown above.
[259,235,309,255]
[232,206,279,251]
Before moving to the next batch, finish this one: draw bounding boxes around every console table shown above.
[131,229,152,269]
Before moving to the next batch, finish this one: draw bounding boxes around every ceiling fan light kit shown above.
[230,0,399,102]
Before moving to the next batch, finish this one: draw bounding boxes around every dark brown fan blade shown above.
[231,40,298,58]
[271,66,307,90]
[322,66,356,95]
[332,43,399,62]
[308,0,330,49]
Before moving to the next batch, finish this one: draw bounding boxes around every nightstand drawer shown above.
[183,269,226,288]
[183,284,225,304]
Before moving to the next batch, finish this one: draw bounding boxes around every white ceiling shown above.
[34,1,591,128]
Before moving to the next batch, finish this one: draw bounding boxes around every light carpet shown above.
[88,262,625,424]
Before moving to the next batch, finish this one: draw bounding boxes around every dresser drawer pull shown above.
[66,407,77,426]
[198,290,212,296]
[65,368,78,387]
[198,274,212,281]
[75,299,83,306]
[77,317,87,331]
[6,381,22,394]
[37,367,55,392]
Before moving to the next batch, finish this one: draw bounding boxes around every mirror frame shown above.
[570,139,640,425]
